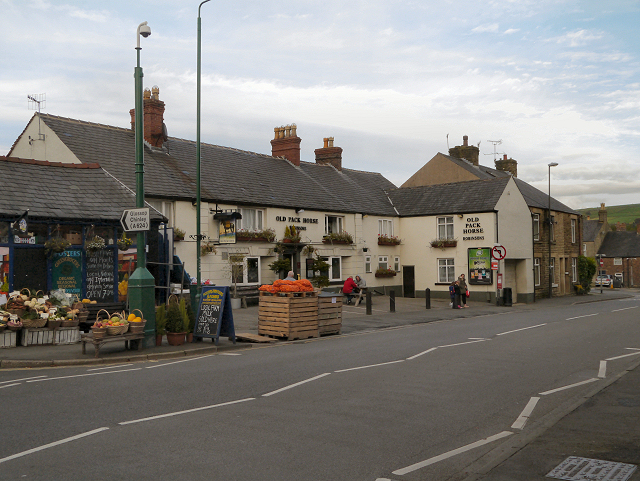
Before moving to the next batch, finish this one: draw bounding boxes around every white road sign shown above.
[121,208,150,232]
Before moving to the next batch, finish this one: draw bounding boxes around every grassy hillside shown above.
[578,204,640,227]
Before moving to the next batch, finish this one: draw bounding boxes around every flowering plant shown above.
[378,234,401,245]
[322,231,353,244]
[375,267,397,277]
[201,242,217,256]
[117,232,133,251]
[236,228,276,242]
[85,236,106,252]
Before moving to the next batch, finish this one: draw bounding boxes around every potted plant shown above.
[44,237,71,258]
[429,238,457,248]
[268,258,292,277]
[174,227,186,242]
[86,235,106,252]
[201,241,217,256]
[236,228,276,242]
[165,300,186,345]
[322,231,353,244]
[378,234,401,246]
[309,254,330,288]
[375,267,397,278]
[155,304,166,346]
[282,225,301,243]
[117,232,133,251]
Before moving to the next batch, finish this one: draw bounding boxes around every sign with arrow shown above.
[120,208,150,232]
[491,245,507,260]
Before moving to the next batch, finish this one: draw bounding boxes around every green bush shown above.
[155,304,166,335]
[165,301,184,333]
[578,256,597,294]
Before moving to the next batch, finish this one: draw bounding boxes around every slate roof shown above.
[0,157,165,223]
[598,231,640,257]
[387,177,511,217]
[36,114,398,217]
[583,219,604,242]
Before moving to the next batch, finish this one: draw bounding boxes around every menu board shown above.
[468,248,493,285]
[194,286,236,345]
[52,250,83,296]
[86,248,115,301]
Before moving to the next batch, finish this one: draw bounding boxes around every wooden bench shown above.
[81,332,145,358]
[353,287,368,307]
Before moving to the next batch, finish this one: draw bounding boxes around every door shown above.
[13,247,48,292]
[402,265,415,298]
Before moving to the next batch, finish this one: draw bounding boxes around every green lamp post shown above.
[129,21,156,346]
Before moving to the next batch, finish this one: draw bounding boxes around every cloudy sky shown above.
[1,0,639,209]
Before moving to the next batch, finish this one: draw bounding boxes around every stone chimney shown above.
[448,135,479,166]
[598,203,607,224]
[129,86,167,148]
[314,137,343,171]
[495,153,518,177]
[271,124,301,166]
[616,222,626,232]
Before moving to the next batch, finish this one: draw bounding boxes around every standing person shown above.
[449,281,456,308]
[342,276,358,304]
[458,273,469,308]
[453,280,462,309]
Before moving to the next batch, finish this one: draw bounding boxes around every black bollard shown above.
[425,288,431,309]
[390,290,396,313]
[366,291,372,315]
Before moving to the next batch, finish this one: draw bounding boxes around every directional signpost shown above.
[492,245,507,306]
[121,208,150,232]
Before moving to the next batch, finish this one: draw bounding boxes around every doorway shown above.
[402,265,415,298]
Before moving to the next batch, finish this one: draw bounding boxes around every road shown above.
[1,296,639,480]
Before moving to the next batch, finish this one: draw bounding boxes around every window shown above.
[583,243,587,256]
[614,257,622,265]
[320,257,342,281]
[572,258,577,282]
[571,219,576,243]
[550,215,555,242]
[325,216,344,235]
[437,217,454,240]
[378,256,389,270]
[365,255,371,274]
[394,256,400,272]
[438,258,455,283]
[378,219,394,237]
[549,257,555,284]
[231,256,260,285]
[533,214,540,241]
[534,258,541,286]
[238,208,263,231]
[148,199,174,227]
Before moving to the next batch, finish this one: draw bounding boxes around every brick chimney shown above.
[271,124,301,166]
[616,222,626,231]
[495,153,518,177]
[598,203,607,224]
[314,137,343,171]
[449,135,479,166]
[129,86,167,148]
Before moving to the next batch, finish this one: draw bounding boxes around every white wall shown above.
[9,116,80,163]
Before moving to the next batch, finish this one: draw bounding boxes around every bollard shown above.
[366,291,372,315]
[425,288,431,309]
[390,290,396,313]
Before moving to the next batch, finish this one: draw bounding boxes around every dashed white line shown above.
[0,375,46,384]
[119,398,255,425]
[392,431,514,475]
[496,324,546,336]
[26,368,142,382]
[598,360,607,378]
[612,306,638,312]
[145,354,214,369]
[626,348,640,351]
[219,352,242,356]
[605,351,640,361]
[0,427,109,464]
[438,339,488,349]
[335,360,404,373]
[566,313,599,320]
[539,378,599,396]
[87,364,133,371]
[407,347,438,361]
[511,397,540,430]
[0,383,21,390]
[263,373,331,397]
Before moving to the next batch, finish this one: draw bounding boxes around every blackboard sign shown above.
[86,248,115,301]
[194,286,236,345]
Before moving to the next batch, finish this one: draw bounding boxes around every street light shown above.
[129,21,156,346]
[548,162,558,298]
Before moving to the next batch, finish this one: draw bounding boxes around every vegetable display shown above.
[259,279,314,294]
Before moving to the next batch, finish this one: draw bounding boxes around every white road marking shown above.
[0,375,46,384]
[0,383,21,390]
[626,348,640,351]
[0,427,109,465]
[392,431,513,475]
[263,373,331,397]
[605,351,640,361]
[496,324,546,336]
[566,313,599,320]
[26,368,142,382]
[335,360,404,373]
[539,378,599,396]
[438,339,488,348]
[87,364,133,371]
[219,353,242,356]
[598,361,607,378]
[145,354,214,369]
[407,347,438,361]
[119,398,255,425]
[612,306,638,312]
[511,397,540,430]
[468,337,490,340]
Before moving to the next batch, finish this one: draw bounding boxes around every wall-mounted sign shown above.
[52,250,83,296]
[275,216,319,224]
[468,248,493,285]
[463,217,485,241]
[219,219,236,244]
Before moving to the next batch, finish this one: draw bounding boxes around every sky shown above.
[1,0,639,210]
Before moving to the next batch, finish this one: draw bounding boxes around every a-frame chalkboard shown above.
[193,286,236,345]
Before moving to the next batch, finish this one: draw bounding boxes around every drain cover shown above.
[546,456,637,481]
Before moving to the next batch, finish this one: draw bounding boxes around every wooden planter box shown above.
[55,327,81,345]
[0,330,17,349]
[322,239,351,244]
[318,295,342,336]
[236,236,271,242]
[378,239,400,246]
[375,272,397,278]
[21,328,55,346]
[258,291,318,340]
[430,241,457,248]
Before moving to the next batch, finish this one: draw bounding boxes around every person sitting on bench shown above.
[343,276,358,304]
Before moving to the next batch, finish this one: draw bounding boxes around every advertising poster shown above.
[218,219,236,244]
[468,248,493,285]
[52,250,83,295]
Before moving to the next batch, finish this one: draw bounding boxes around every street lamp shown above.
[548,162,558,298]
[129,21,156,346]
[196,1,211,309]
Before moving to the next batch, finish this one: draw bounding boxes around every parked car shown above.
[595,275,613,287]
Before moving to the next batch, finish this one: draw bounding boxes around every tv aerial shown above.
[27,93,46,142]
[485,139,504,161]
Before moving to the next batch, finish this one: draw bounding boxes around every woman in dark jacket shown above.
[452,281,462,309]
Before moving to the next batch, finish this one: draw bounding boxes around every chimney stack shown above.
[129,85,167,148]
[315,136,343,171]
[495,153,518,177]
[616,222,626,232]
[271,124,301,166]
[598,203,607,224]
[448,135,479,166]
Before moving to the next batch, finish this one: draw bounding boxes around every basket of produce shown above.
[71,294,84,310]
[127,309,146,334]
[5,295,26,316]
[7,319,23,331]
[0,323,6,333]
[91,310,110,338]
[21,311,47,329]
[61,318,79,328]
[105,312,129,335]
[46,319,62,329]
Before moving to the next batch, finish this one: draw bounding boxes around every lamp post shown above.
[548,162,558,298]
[195,0,211,310]
[129,21,156,346]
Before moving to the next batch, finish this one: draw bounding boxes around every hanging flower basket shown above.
[44,237,71,258]
[201,242,217,256]
[86,235,106,252]
[117,232,133,251]
[174,228,186,242]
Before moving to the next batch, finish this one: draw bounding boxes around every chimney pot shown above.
[271,124,301,166]
[315,137,342,170]
[143,88,151,100]
[323,137,329,148]
[504,154,508,160]
[131,85,166,147]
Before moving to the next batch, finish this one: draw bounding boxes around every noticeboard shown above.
[86,248,115,301]
[468,248,493,285]
[52,250,83,296]
[194,286,236,345]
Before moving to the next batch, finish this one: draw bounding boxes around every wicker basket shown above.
[61,319,79,328]
[0,324,6,333]
[7,308,26,317]
[91,326,107,339]
[47,319,62,329]
[128,308,146,334]
[7,323,22,331]
[106,324,129,335]
[21,317,48,329]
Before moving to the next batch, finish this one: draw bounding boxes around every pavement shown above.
[2,287,639,480]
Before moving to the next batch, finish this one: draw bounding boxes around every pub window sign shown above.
[468,248,493,285]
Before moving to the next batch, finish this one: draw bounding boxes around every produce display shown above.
[259,279,315,294]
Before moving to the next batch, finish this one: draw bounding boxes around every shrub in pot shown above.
[165,301,185,346]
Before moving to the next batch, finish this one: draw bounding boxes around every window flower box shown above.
[378,235,401,246]
[375,268,397,278]
[322,232,353,244]
[174,228,186,242]
[236,228,276,242]
[430,238,457,248]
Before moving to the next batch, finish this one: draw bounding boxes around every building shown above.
[597,222,640,287]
